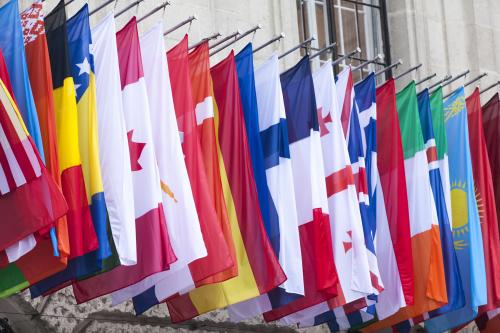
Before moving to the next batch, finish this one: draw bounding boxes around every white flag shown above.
[91,13,136,265]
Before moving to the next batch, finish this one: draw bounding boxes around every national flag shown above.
[110,22,207,306]
[337,68,382,296]
[371,79,413,319]
[0,0,51,260]
[364,81,447,331]
[129,36,236,316]
[482,93,500,234]
[72,17,177,303]
[277,62,373,327]
[90,13,136,266]
[30,4,116,297]
[227,52,303,321]
[0,0,44,160]
[466,88,500,312]
[42,0,97,263]
[20,0,69,260]
[0,76,67,297]
[165,51,285,323]
[423,86,487,332]
[261,56,338,322]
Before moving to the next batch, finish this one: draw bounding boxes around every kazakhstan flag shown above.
[424,87,486,332]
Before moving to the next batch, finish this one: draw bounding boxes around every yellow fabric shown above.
[0,79,29,139]
[53,77,82,172]
[188,97,260,313]
[76,73,104,201]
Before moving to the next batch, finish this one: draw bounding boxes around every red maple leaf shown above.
[127,130,146,171]
[317,107,332,137]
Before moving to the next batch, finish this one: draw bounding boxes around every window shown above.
[297,0,391,82]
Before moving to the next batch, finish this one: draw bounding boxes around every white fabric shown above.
[5,234,36,262]
[111,22,207,305]
[227,53,305,321]
[91,13,136,265]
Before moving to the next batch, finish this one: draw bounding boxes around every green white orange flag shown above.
[364,81,447,331]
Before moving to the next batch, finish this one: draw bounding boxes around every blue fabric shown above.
[235,43,279,255]
[424,87,487,332]
[0,0,45,162]
[417,89,465,317]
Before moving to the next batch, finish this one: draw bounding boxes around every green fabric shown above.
[430,87,448,160]
[396,81,425,159]
[0,264,28,298]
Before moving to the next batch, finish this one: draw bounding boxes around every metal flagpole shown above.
[89,0,114,17]
[375,59,403,77]
[331,47,362,66]
[352,54,384,71]
[416,73,437,85]
[278,36,315,60]
[480,81,500,95]
[137,1,169,24]
[428,74,452,91]
[394,63,422,80]
[189,32,222,50]
[464,72,488,88]
[253,33,285,54]
[208,31,241,50]
[441,70,470,98]
[210,25,261,56]
[309,42,337,60]
[115,0,143,19]
[163,15,197,36]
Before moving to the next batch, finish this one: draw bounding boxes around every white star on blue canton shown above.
[74,84,81,93]
[76,57,91,76]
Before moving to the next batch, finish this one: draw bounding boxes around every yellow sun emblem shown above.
[444,95,465,122]
[451,180,469,250]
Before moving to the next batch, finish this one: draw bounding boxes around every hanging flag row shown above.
[0,0,499,332]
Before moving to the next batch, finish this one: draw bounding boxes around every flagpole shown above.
[114,0,143,19]
[253,33,285,54]
[89,0,114,17]
[374,59,402,77]
[416,73,436,85]
[278,36,315,59]
[137,1,169,24]
[331,47,361,66]
[352,54,384,71]
[464,72,488,88]
[210,25,261,56]
[441,70,470,89]
[189,32,221,50]
[208,31,241,50]
[309,42,337,60]
[427,74,452,91]
[480,81,500,95]
[163,15,197,36]
[394,63,422,80]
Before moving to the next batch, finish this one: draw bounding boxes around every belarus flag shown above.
[227,51,304,321]
[72,17,177,303]
[262,56,338,322]
[165,51,285,323]
[110,22,207,306]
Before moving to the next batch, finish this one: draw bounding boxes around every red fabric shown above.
[325,165,354,197]
[466,89,500,312]
[60,166,97,258]
[340,70,353,136]
[210,52,285,293]
[376,79,414,305]
[116,17,143,89]
[482,93,500,236]
[167,36,234,284]
[72,204,174,303]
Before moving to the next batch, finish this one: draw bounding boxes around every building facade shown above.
[1,0,498,332]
